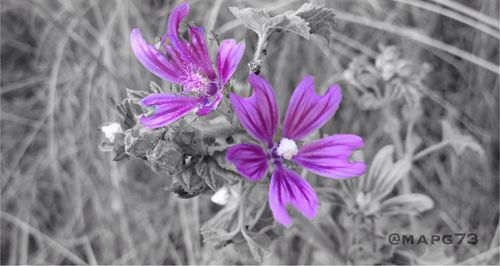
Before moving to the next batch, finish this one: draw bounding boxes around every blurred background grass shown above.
[0,0,498,264]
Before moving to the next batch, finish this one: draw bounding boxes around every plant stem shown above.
[381,105,415,231]
[249,32,270,74]
[413,141,449,161]
[248,196,268,231]
[238,182,256,233]
[382,107,405,158]
[200,121,244,139]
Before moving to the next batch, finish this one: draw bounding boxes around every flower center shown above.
[276,138,298,160]
[182,71,208,95]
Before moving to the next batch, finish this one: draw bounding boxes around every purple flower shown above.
[227,74,366,227]
[130,3,245,129]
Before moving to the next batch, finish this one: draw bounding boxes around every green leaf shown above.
[148,81,163,93]
[295,2,336,40]
[364,145,412,202]
[125,88,149,103]
[200,197,240,248]
[242,230,273,262]
[380,193,434,215]
[123,126,164,158]
[228,7,270,36]
[274,12,310,39]
[441,120,484,156]
[229,6,310,39]
[147,140,183,174]
[194,157,229,191]
[201,227,240,249]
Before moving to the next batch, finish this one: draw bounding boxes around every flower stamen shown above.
[181,71,209,95]
[276,138,299,160]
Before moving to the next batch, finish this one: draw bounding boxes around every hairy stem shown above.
[249,32,270,74]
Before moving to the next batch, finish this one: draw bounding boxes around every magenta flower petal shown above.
[163,44,184,68]
[139,94,201,129]
[188,26,217,80]
[166,3,192,62]
[217,39,246,85]
[130,28,181,82]
[282,76,342,140]
[226,143,269,182]
[292,134,366,179]
[229,74,279,147]
[195,93,223,116]
[269,164,318,227]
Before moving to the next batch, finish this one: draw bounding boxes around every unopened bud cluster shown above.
[343,45,430,116]
[101,95,240,199]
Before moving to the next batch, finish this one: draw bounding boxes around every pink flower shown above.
[130,3,245,128]
[227,74,366,227]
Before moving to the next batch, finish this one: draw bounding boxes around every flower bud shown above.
[147,140,184,174]
[170,167,209,198]
[100,122,123,142]
[124,126,164,158]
